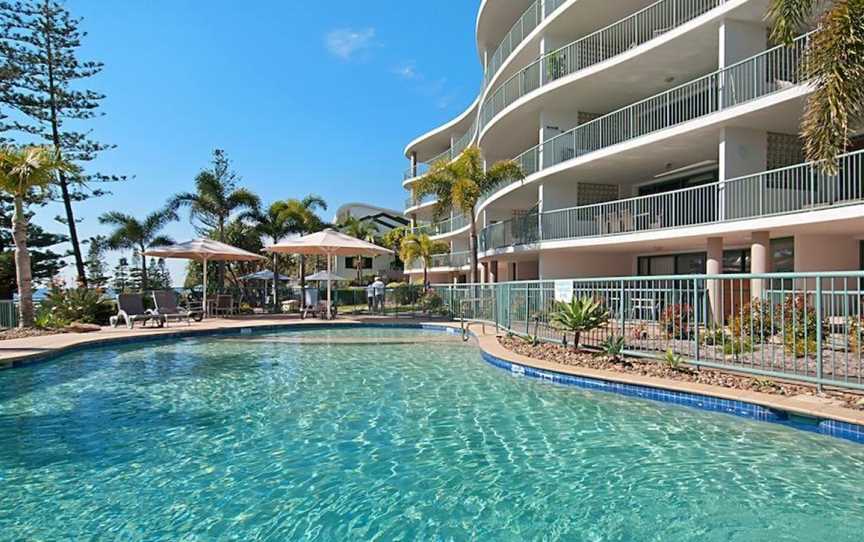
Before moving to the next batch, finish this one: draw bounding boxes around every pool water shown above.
[0,327,862,541]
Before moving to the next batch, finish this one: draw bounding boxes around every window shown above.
[345,257,373,270]
[723,250,751,273]
[637,253,705,276]
[771,237,794,272]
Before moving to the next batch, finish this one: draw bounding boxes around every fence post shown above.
[815,279,824,392]
[693,278,701,362]
[619,279,626,340]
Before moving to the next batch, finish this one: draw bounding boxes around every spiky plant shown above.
[550,297,609,351]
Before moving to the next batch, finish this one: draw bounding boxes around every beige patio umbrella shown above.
[144,239,265,316]
[265,229,393,320]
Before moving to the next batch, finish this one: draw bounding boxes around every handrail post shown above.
[815,279,824,392]
[693,277,701,362]
[619,279,626,340]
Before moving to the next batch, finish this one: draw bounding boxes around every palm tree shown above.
[399,233,448,288]
[170,150,261,287]
[99,207,177,291]
[340,214,378,282]
[415,146,524,283]
[243,201,296,307]
[767,1,864,171]
[277,195,327,300]
[0,146,73,327]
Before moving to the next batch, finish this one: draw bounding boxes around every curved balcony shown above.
[480,0,726,133]
[479,150,864,254]
[406,251,471,272]
[485,0,564,87]
[414,213,470,238]
[405,192,437,212]
[477,32,811,211]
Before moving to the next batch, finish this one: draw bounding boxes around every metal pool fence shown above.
[432,272,864,391]
[0,300,18,329]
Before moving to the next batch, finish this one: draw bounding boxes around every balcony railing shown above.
[404,162,431,181]
[479,149,864,252]
[485,1,543,86]
[405,192,437,209]
[477,33,811,209]
[406,251,471,271]
[414,213,470,237]
[481,0,726,130]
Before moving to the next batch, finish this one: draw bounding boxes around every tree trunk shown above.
[140,248,148,292]
[12,196,34,328]
[573,331,580,351]
[217,220,225,291]
[469,212,479,283]
[43,14,87,288]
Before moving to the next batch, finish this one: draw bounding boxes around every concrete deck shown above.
[2,316,863,429]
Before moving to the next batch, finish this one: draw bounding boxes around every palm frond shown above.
[767,0,816,44]
[800,2,864,170]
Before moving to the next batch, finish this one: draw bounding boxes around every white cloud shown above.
[325,28,376,60]
[393,61,420,80]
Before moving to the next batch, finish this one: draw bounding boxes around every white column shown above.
[751,231,770,300]
[719,127,767,221]
[719,19,768,108]
[706,237,724,324]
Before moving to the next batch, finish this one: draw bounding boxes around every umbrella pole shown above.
[327,253,333,320]
[203,257,209,319]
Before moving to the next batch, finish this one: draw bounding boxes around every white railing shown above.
[406,251,471,271]
[477,33,811,208]
[480,0,726,130]
[478,149,864,252]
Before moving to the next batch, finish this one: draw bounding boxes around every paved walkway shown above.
[2,316,863,428]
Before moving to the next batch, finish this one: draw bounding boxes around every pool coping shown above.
[472,331,864,444]
[2,318,863,444]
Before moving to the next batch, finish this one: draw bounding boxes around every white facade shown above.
[333,203,408,283]
[401,0,864,284]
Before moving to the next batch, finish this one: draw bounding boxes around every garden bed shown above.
[499,336,864,412]
[0,327,65,341]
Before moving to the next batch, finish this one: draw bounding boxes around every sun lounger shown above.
[212,294,236,317]
[110,293,160,329]
[152,291,202,326]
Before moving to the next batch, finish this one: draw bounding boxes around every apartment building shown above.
[401,0,864,287]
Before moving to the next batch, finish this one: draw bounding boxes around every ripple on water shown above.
[0,327,862,541]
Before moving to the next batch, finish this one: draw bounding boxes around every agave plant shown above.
[550,297,609,351]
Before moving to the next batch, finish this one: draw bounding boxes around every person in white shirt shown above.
[366,281,375,312]
[372,276,386,313]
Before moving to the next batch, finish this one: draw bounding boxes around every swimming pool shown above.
[0,326,862,540]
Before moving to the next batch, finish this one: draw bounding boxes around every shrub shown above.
[778,294,827,357]
[849,317,864,352]
[389,282,420,306]
[729,299,777,341]
[660,304,692,339]
[600,335,626,361]
[702,327,727,346]
[550,297,609,351]
[36,287,114,329]
[662,349,685,371]
[419,291,446,315]
[723,338,754,357]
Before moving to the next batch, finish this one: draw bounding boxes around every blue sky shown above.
[35,0,482,283]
